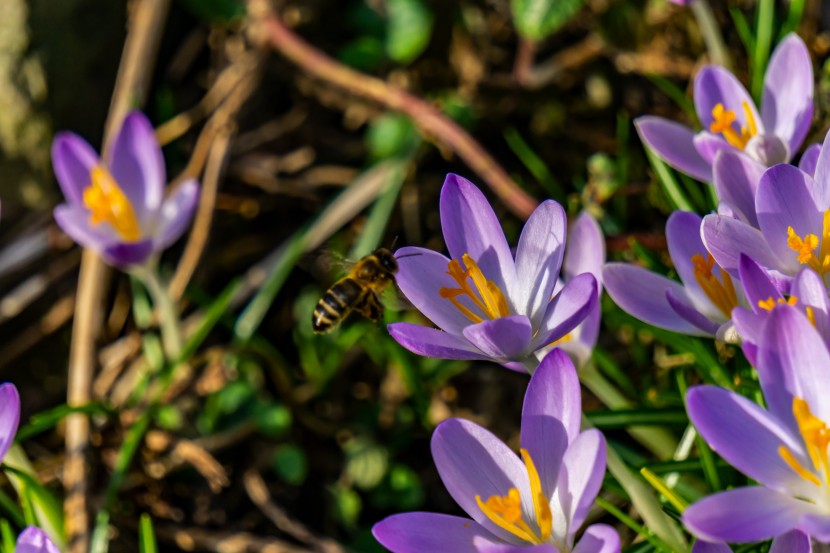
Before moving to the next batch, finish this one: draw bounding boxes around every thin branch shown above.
[246,0,537,219]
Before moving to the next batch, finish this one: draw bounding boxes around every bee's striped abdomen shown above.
[312,278,362,333]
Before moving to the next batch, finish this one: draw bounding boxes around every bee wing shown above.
[302,248,355,280]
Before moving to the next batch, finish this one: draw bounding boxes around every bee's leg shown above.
[354,292,383,324]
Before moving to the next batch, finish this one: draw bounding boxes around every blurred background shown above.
[1,0,830,551]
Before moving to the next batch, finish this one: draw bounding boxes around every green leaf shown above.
[271,445,308,486]
[0,520,15,553]
[139,514,159,553]
[385,0,433,64]
[178,0,245,24]
[511,0,584,41]
[365,115,418,160]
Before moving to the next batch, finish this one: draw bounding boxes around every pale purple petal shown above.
[701,214,782,276]
[666,211,717,316]
[54,204,117,252]
[440,175,517,303]
[691,542,732,553]
[791,267,830,340]
[513,200,566,326]
[731,307,763,346]
[51,132,100,206]
[683,487,809,543]
[154,179,199,250]
[769,529,812,553]
[373,513,487,553]
[756,163,822,272]
[665,289,720,335]
[388,323,489,361]
[563,212,605,288]
[635,117,712,182]
[713,149,765,227]
[571,525,620,553]
[530,274,597,350]
[462,315,533,361]
[762,34,814,156]
[102,239,154,268]
[758,305,830,430]
[745,134,789,166]
[799,143,821,176]
[432,418,531,543]
[474,539,560,553]
[812,130,830,200]
[394,247,477,334]
[685,385,808,493]
[107,111,165,221]
[521,349,580,496]
[0,384,20,463]
[14,527,60,553]
[738,254,780,312]
[797,514,830,542]
[550,429,606,543]
[603,263,708,335]
[694,132,732,165]
[695,66,762,134]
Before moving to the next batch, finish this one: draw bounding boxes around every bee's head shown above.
[375,248,398,273]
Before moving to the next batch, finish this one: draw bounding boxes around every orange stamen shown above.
[83,165,142,242]
[439,254,510,323]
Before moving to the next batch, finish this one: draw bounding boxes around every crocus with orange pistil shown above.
[372,350,619,553]
[636,34,812,183]
[51,111,199,268]
[389,174,597,371]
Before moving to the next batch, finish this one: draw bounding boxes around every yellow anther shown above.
[521,449,552,541]
[780,397,830,488]
[691,253,738,319]
[439,254,510,323]
[709,102,758,150]
[757,296,798,312]
[83,166,142,242]
[787,212,830,275]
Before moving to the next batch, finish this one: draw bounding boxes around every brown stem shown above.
[64,0,171,551]
[247,0,537,219]
[513,37,537,86]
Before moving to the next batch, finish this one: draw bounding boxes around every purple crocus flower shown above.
[703,129,830,286]
[389,175,597,371]
[51,111,199,268]
[0,383,19,464]
[603,211,742,338]
[536,212,605,368]
[684,304,830,542]
[15,527,59,553]
[691,530,811,553]
[372,350,619,553]
[636,34,812,182]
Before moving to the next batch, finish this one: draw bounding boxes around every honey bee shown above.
[312,248,399,334]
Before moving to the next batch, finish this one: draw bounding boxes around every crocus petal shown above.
[799,143,821,176]
[440,175,517,303]
[701,214,782,276]
[373,513,487,553]
[683,487,809,543]
[474,539,560,553]
[54,204,116,252]
[738,254,780,312]
[550,429,606,543]
[14,527,60,553]
[812,130,830,203]
[762,34,813,156]
[530,273,597,350]
[693,132,732,165]
[51,133,100,206]
[791,267,830,340]
[691,542,732,553]
[571,525,621,553]
[769,529,812,553]
[0,384,20,463]
[603,264,707,335]
[394,247,478,334]
[521,349,581,496]
[665,210,718,318]
[107,111,165,221]
[713,149,765,227]
[563,212,605,288]
[388,323,489,361]
[685,385,808,493]
[695,66,762,135]
[462,315,533,361]
[513,200,566,326]
[102,239,155,268]
[756,164,822,273]
[154,179,199,250]
[758,304,830,430]
[432,418,531,543]
[665,289,720,335]
[731,307,763,346]
[635,117,712,182]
